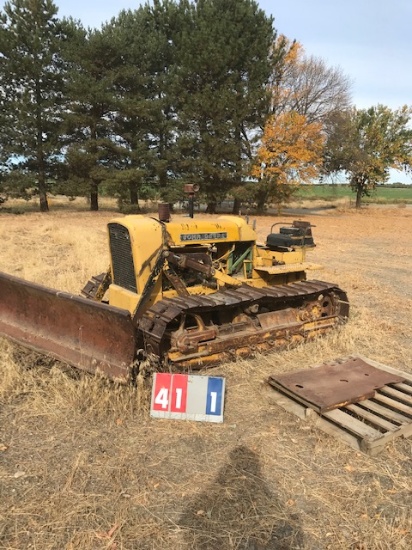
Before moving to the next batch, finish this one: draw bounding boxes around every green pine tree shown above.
[108,2,184,206]
[0,0,71,211]
[175,0,274,212]
[62,24,120,211]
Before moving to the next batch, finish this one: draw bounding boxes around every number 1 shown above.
[175,388,182,409]
[209,392,217,413]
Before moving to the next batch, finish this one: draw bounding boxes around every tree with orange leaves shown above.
[249,111,324,212]
[237,35,351,213]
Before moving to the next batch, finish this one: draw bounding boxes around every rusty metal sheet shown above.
[268,357,405,413]
[0,271,136,382]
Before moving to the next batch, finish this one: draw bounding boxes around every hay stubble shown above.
[0,206,411,549]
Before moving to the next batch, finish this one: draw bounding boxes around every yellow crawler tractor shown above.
[0,215,349,381]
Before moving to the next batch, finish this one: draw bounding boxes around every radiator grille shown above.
[108,223,137,292]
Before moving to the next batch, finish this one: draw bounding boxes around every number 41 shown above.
[154,387,184,410]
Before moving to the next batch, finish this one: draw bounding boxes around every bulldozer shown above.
[0,215,349,382]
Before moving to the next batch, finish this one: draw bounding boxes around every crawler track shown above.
[138,280,349,369]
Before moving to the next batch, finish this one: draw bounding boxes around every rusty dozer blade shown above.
[0,271,136,382]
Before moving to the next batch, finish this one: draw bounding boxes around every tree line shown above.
[1,0,411,212]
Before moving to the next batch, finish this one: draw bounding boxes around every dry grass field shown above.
[0,202,411,549]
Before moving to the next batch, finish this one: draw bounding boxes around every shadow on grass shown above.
[179,445,304,549]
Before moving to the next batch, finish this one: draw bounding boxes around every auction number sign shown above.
[150,373,225,423]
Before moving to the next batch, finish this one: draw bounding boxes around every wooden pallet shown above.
[267,356,412,456]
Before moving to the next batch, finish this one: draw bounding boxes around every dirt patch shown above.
[0,206,411,549]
